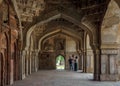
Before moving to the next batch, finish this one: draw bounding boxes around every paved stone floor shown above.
[8,70,120,86]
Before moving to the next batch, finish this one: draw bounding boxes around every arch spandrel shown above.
[115,0,120,7]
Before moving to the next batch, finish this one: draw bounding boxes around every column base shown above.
[22,74,26,80]
[100,74,119,81]
[94,74,100,81]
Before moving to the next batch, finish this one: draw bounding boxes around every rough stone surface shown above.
[101,0,120,44]
[7,70,120,86]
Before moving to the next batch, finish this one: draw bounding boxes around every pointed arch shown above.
[38,26,82,51]
[25,13,94,50]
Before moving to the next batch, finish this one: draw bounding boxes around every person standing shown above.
[68,56,73,70]
[71,54,75,71]
[74,56,78,71]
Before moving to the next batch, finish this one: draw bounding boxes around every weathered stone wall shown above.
[66,37,76,52]
[38,35,80,70]
[101,0,120,44]
[0,1,22,86]
[39,52,56,70]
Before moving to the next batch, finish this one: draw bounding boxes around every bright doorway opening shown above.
[56,55,65,70]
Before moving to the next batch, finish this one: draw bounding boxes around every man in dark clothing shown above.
[74,56,78,71]
[74,59,77,71]
[68,56,73,70]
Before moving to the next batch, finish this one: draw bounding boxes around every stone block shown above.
[100,74,119,81]
[101,55,107,74]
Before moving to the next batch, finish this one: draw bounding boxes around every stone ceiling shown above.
[16,0,45,21]
[16,0,109,23]
[16,0,111,45]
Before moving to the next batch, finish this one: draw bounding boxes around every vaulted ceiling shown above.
[15,0,111,49]
[17,0,109,23]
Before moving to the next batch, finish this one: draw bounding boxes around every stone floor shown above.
[8,70,120,86]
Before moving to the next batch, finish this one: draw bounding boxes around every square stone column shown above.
[100,49,119,81]
[83,51,87,73]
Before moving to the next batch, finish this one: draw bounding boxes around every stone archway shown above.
[39,27,82,51]
[25,13,96,50]
[23,3,101,81]
[38,32,81,70]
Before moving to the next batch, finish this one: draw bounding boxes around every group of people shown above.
[68,55,78,71]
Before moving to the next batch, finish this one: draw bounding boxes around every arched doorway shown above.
[56,55,65,70]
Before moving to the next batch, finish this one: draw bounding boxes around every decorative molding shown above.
[101,49,118,55]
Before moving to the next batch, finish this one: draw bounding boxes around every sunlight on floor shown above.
[56,65,65,70]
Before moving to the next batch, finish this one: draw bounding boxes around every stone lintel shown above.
[101,44,120,49]
[101,49,118,55]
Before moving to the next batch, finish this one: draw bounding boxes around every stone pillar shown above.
[93,48,101,81]
[29,51,32,75]
[83,51,87,73]
[79,54,83,70]
[25,51,29,76]
[10,58,14,85]
[35,50,39,72]
[19,51,22,80]
[31,51,34,73]
[31,51,35,72]
[21,50,26,79]
[32,51,35,72]
[33,51,35,72]
[100,48,119,81]
[86,50,94,73]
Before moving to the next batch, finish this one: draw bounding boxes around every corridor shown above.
[1,0,120,86]
[8,70,120,86]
